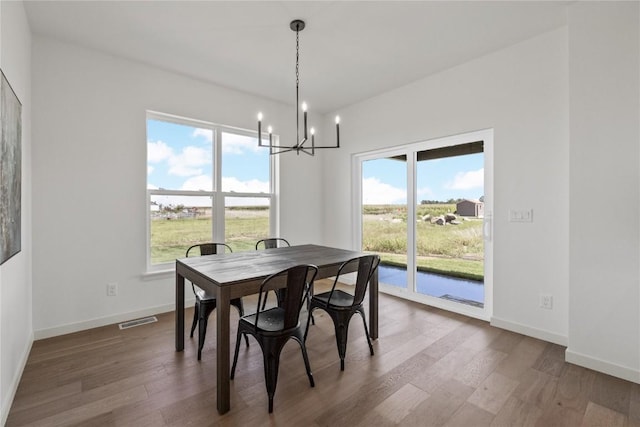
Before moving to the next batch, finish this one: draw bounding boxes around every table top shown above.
[175,244,366,287]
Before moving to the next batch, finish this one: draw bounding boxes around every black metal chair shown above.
[231,264,318,413]
[255,238,291,309]
[304,254,380,371]
[255,237,290,250]
[186,243,248,361]
[255,238,315,324]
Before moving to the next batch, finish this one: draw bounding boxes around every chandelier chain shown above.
[295,27,300,144]
[296,28,300,89]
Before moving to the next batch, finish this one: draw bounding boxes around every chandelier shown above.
[257,19,340,156]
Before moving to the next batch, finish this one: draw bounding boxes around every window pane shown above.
[147,119,213,191]
[362,156,408,289]
[221,132,269,193]
[150,194,213,265]
[225,197,270,252]
[415,151,484,306]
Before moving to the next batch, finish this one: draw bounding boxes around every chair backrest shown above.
[329,254,380,307]
[255,264,318,331]
[186,242,232,257]
[255,238,290,250]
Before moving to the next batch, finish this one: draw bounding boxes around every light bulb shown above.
[335,116,341,124]
[302,102,308,112]
[258,112,263,121]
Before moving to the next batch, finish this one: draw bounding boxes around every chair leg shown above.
[263,350,282,413]
[302,294,315,326]
[293,336,315,388]
[197,311,208,361]
[358,308,375,356]
[334,320,349,371]
[230,328,243,380]
[233,299,250,348]
[189,302,199,338]
[303,306,314,342]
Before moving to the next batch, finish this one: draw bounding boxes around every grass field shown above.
[151,204,484,281]
[362,204,484,281]
[150,208,269,263]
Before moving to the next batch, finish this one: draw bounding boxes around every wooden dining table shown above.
[174,244,378,414]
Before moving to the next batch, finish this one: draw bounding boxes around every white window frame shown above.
[352,128,493,320]
[146,111,277,273]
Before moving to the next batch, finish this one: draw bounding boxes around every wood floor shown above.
[7,280,640,427]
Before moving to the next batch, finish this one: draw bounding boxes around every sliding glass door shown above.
[355,130,493,319]
[415,144,485,308]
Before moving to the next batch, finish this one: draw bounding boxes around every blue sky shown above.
[148,118,483,206]
[147,118,269,189]
[362,153,484,204]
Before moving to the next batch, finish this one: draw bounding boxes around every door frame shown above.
[352,129,493,320]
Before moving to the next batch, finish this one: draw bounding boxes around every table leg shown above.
[370,268,378,340]
[216,286,231,414]
[175,273,185,351]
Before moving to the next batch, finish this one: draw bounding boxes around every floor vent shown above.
[118,316,158,330]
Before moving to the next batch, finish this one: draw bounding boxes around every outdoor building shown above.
[456,199,484,217]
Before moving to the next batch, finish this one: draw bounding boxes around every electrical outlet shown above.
[540,294,553,310]
[107,282,118,297]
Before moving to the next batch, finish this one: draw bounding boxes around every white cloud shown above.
[362,177,406,204]
[168,146,211,177]
[222,176,269,193]
[445,168,484,190]
[192,128,213,143]
[180,175,213,191]
[147,165,154,175]
[222,133,262,155]
[147,140,173,163]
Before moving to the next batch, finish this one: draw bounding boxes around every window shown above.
[146,112,274,269]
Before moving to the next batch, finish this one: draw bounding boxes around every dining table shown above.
[174,243,378,414]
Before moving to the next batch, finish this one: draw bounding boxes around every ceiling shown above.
[24,1,568,113]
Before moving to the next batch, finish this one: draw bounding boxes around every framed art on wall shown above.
[0,70,22,265]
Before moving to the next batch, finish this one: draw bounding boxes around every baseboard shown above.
[565,348,640,384]
[2,330,33,426]
[33,299,195,340]
[490,316,568,346]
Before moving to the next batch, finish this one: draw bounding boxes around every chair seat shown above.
[313,289,355,308]
[241,307,300,333]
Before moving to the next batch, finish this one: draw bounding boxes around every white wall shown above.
[31,37,324,337]
[322,27,570,344]
[567,2,640,383]
[322,2,640,384]
[0,1,33,423]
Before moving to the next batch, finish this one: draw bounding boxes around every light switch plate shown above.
[509,209,533,223]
